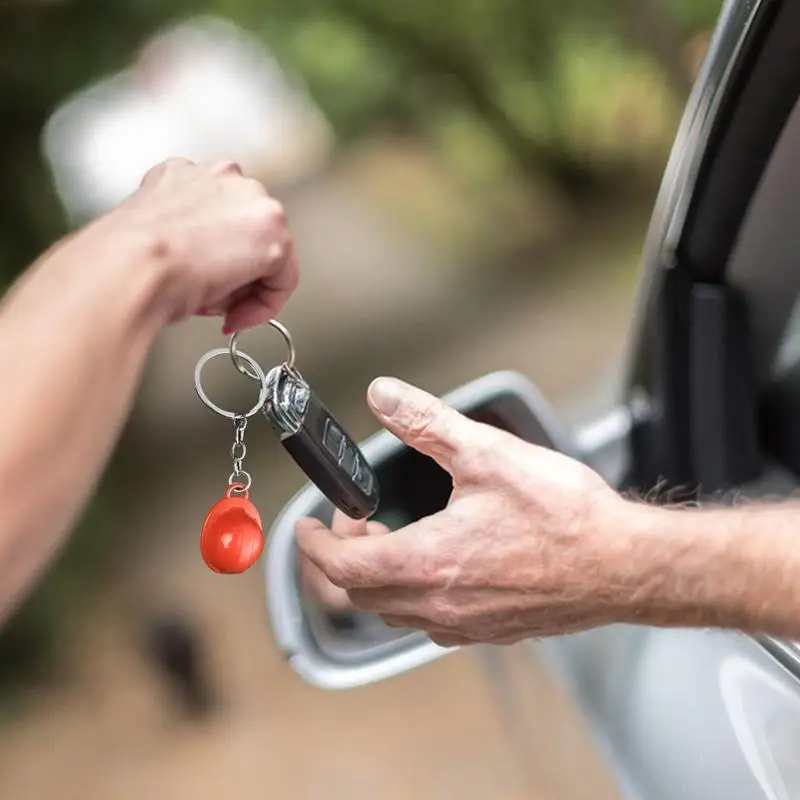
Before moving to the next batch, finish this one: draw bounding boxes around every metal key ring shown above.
[228,471,252,493]
[229,319,296,382]
[195,348,268,419]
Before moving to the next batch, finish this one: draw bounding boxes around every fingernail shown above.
[368,377,405,417]
[196,309,213,317]
[222,325,233,335]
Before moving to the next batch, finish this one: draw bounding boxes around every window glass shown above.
[772,298,800,378]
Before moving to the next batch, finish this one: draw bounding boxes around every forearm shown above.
[0,214,170,619]
[614,500,800,638]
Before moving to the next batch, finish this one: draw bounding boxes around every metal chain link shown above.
[228,415,252,492]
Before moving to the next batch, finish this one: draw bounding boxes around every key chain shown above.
[229,321,380,520]
[194,347,268,574]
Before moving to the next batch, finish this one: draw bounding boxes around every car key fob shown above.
[262,364,380,519]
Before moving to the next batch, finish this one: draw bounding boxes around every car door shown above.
[264,1,800,797]
[532,0,800,797]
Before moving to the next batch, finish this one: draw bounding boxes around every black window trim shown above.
[622,0,800,492]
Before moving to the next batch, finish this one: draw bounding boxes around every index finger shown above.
[223,251,299,334]
[331,509,392,539]
[295,516,433,590]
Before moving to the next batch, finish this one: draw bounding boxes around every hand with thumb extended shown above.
[296,376,634,647]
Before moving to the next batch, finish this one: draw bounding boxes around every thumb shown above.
[366,377,476,474]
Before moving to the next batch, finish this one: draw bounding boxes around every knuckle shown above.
[146,229,176,266]
[419,557,446,589]
[253,195,285,228]
[141,157,191,185]
[270,198,287,223]
[326,550,377,589]
[324,557,352,589]
[140,162,166,185]
[267,233,289,262]
[427,596,460,628]
[211,159,242,175]
[402,399,446,445]
[265,239,288,268]
[396,399,475,472]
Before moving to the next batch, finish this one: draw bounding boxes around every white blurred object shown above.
[42,15,334,223]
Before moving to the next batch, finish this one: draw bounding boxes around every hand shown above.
[296,377,635,647]
[109,158,298,332]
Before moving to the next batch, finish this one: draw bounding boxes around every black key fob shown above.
[263,365,380,519]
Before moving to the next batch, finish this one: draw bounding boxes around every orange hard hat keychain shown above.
[194,347,269,574]
[200,481,264,574]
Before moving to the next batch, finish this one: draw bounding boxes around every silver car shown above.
[265,1,800,796]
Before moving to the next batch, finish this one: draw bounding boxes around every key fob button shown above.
[339,442,357,475]
[289,381,310,414]
[352,455,374,495]
[323,418,345,459]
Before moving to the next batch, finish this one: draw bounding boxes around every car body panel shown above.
[537,627,800,800]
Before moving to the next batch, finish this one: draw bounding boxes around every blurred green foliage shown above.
[0,0,721,267]
[0,0,722,693]
[252,0,721,190]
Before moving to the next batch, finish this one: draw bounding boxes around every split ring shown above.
[194,348,267,419]
[228,471,253,492]
[229,319,296,381]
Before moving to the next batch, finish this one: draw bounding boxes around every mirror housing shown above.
[265,371,581,690]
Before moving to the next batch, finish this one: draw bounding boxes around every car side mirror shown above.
[264,371,579,690]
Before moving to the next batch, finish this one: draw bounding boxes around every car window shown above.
[761,294,800,477]
[772,297,800,379]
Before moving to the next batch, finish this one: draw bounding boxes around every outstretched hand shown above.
[296,377,634,647]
